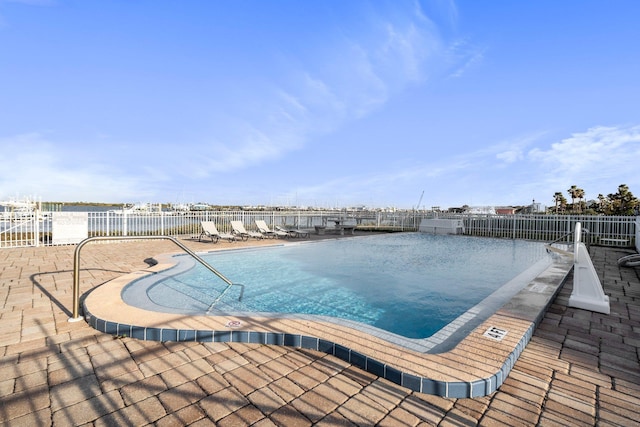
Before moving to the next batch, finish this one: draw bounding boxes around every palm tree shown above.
[567,185,579,212]
[608,184,639,215]
[553,192,563,214]
[597,194,610,214]
[575,188,585,213]
[559,195,568,213]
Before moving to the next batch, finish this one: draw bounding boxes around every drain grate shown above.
[483,326,508,341]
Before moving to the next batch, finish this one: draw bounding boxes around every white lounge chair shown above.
[199,221,236,243]
[275,225,310,238]
[255,220,289,239]
[230,220,263,240]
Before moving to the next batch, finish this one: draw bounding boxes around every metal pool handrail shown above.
[69,235,236,322]
[206,282,245,314]
[546,226,591,254]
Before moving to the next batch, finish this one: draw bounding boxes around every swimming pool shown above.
[123,233,551,344]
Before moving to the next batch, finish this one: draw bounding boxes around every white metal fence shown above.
[636,217,640,253]
[437,213,638,247]
[0,209,418,248]
[1,209,637,249]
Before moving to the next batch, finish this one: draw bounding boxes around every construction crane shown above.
[415,190,424,212]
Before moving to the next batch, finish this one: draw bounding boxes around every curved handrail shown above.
[546,226,591,254]
[206,282,245,314]
[69,235,236,321]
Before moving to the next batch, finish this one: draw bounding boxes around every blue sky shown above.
[1,0,639,209]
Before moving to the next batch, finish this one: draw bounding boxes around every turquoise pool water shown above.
[123,233,550,339]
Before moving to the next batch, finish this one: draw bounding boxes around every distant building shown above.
[467,206,497,215]
[449,206,535,215]
[495,207,517,215]
[519,202,546,214]
[190,203,211,211]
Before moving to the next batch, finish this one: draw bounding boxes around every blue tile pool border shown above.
[84,305,542,398]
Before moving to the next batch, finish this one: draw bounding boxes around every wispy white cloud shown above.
[377,22,432,84]
[0,133,157,202]
[527,125,640,197]
[444,126,640,204]
[528,125,640,171]
[8,123,636,207]
[191,2,463,177]
[201,126,288,174]
[495,150,523,163]
[446,38,485,79]
[286,141,507,207]
[494,132,548,165]
[285,125,640,208]
[418,0,459,30]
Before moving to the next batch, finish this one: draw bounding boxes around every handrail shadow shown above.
[30,268,132,318]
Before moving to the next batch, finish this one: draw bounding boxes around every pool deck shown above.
[1,234,640,425]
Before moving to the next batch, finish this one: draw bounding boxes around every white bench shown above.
[599,238,629,246]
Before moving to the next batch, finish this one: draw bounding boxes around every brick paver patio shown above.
[1,236,639,425]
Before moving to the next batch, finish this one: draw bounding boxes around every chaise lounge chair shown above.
[255,220,289,239]
[275,225,310,238]
[230,220,264,241]
[199,221,236,243]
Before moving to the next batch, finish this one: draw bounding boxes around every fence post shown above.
[636,216,640,253]
[34,209,40,247]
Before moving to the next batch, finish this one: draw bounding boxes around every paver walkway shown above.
[1,237,639,426]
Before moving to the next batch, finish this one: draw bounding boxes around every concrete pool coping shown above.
[83,242,574,398]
